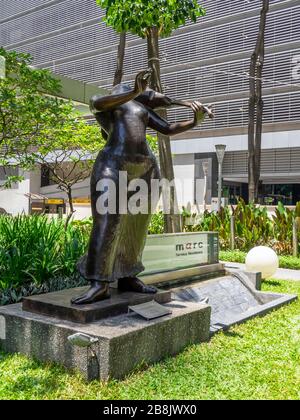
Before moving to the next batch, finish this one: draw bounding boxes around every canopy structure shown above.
[0,54,107,116]
[52,73,107,117]
[24,193,49,201]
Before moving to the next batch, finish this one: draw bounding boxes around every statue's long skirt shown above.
[77,151,160,283]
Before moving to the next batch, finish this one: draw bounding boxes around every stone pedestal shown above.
[22,287,172,323]
[0,299,211,381]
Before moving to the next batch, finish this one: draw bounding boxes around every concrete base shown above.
[0,301,211,381]
[22,287,171,323]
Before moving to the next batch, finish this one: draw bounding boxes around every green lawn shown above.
[0,279,299,400]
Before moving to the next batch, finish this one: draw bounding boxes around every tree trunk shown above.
[248,51,257,203]
[254,77,264,203]
[113,32,126,86]
[146,26,181,233]
[65,186,75,229]
[101,32,127,140]
[248,0,269,203]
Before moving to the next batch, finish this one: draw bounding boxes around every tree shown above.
[0,48,73,186]
[113,32,127,86]
[0,48,106,223]
[248,0,270,203]
[96,0,205,232]
[26,115,104,226]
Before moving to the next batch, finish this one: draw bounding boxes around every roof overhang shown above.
[1,54,107,116]
[52,73,108,117]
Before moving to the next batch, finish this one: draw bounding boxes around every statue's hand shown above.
[161,95,173,107]
[191,101,214,125]
[134,69,152,94]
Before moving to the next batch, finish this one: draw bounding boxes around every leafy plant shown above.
[0,275,88,306]
[0,48,70,180]
[0,215,89,290]
[97,0,205,38]
[183,199,300,255]
[148,212,164,235]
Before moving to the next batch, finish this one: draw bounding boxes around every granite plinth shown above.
[0,301,211,381]
[22,287,172,324]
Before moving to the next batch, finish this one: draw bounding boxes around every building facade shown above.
[1,0,300,215]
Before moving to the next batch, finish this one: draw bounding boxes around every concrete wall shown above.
[0,171,30,215]
[40,178,90,200]
[171,130,300,155]
[30,167,41,194]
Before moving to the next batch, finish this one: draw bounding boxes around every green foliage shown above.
[96,0,205,38]
[1,199,299,300]
[182,199,300,254]
[146,134,158,155]
[148,211,164,235]
[219,250,246,264]
[0,48,71,169]
[272,201,294,251]
[0,215,89,291]
[29,118,104,205]
[0,279,299,400]
[278,255,300,270]
[0,275,88,306]
[0,48,105,206]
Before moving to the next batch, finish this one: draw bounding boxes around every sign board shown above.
[141,232,219,276]
[73,198,91,204]
[0,56,5,79]
[46,199,64,205]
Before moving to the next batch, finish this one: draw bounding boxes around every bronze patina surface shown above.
[72,69,212,305]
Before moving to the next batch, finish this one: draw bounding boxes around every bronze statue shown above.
[72,69,212,305]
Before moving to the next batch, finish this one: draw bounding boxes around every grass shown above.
[220,250,300,270]
[0,279,299,400]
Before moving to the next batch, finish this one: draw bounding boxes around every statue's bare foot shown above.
[71,281,110,305]
[118,277,157,294]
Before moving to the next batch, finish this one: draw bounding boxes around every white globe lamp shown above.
[245,246,279,279]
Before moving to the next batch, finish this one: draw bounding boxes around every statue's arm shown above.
[148,101,207,136]
[90,70,152,113]
[90,90,137,113]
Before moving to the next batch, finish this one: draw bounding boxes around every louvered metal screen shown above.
[1,0,51,21]
[223,148,300,177]
[1,0,299,134]
[1,0,101,46]
[31,5,300,85]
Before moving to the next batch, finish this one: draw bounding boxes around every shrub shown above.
[0,275,88,306]
[0,215,88,290]
[182,199,300,255]
[148,212,164,235]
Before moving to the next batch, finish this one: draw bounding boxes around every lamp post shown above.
[202,161,209,212]
[215,144,226,212]
[0,56,6,79]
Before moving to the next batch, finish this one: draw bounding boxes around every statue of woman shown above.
[72,69,212,305]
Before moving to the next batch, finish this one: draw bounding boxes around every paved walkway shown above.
[221,261,300,281]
